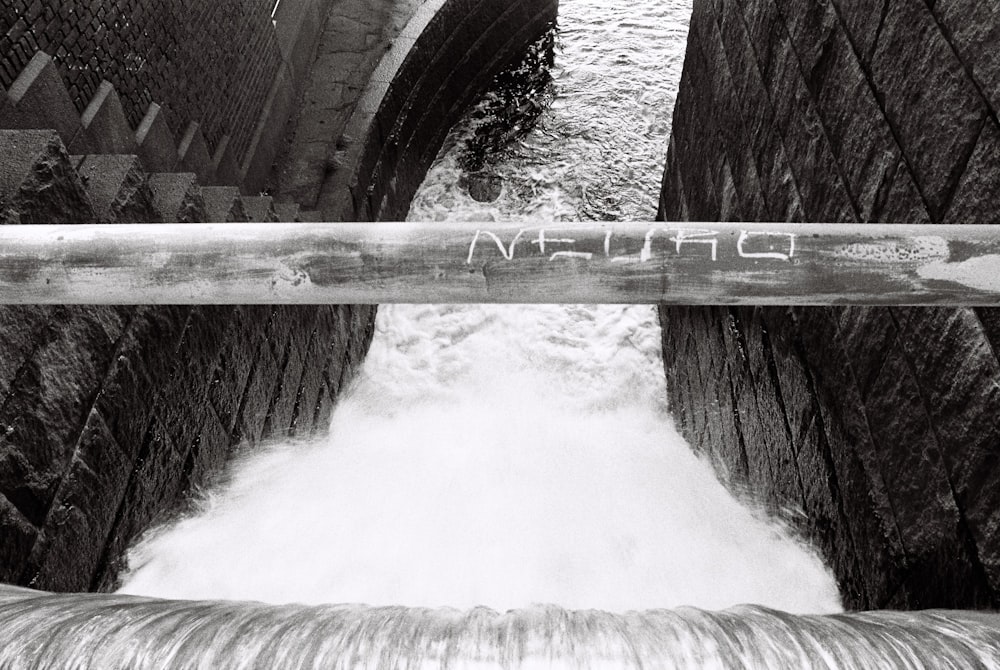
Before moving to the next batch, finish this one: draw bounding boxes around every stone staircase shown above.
[0,51,314,225]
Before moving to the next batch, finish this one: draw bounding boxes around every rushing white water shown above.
[119,0,843,616]
[120,303,840,613]
[4,587,1000,670]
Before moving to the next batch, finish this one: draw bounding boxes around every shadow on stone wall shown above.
[659,0,1000,610]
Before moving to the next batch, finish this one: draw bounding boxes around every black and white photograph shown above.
[1,0,1000,666]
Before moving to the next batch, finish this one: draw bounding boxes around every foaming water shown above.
[411,0,690,222]
[120,304,840,613]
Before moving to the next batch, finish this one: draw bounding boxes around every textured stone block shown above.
[5,52,83,148]
[93,417,186,589]
[937,0,1000,117]
[208,306,271,434]
[0,88,15,127]
[896,309,1000,462]
[70,81,137,156]
[944,119,1000,224]
[267,306,319,360]
[72,154,159,223]
[0,307,53,402]
[240,64,296,196]
[291,328,325,436]
[870,0,987,221]
[263,340,305,438]
[0,494,37,585]
[763,26,857,221]
[0,129,95,224]
[876,155,931,223]
[134,103,178,173]
[0,308,119,527]
[186,410,232,492]
[95,306,191,457]
[201,185,249,222]
[792,308,905,606]
[726,2,806,221]
[865,346,994,608]
[812,27,901,221]
[209,133,241,187]
[25,410,130,592]
[835,306,898,400]
[273,202,301,222]
[148,172,206,223]
[794,417,862,605]
[828,0,889,60]
[760,307,814,446]
[177,121,213,184]
[241,195,279,222]
[714,2,770,220]
[234,342,280,447]
[772,0,839,77]
[155,306,235,456]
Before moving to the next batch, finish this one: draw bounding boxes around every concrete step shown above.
[148,173,207,223]
[71,81,138,156]
[71,154,160,223]
[1,53,87,151]
[240,195,279,222]
[135,103,178,174]
[201,186,249,222]
[177,122,214,185]
[210,134,241,186]
[0,129,95,224]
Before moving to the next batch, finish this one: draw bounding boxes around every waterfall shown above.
[2,586,999,669]
[115,304,841,614]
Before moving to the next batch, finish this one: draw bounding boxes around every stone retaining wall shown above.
[2,0,332,191]
[0,304,375,592]
[659,0,1000,610]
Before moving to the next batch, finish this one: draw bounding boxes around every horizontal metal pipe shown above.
[0,222,999,304]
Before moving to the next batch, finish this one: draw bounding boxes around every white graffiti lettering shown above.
[668,229,719,261]
[465,228,795,264]
[737,231,796,260]
[532,229,577,255]
[550,251,594,261]
[467,229,528,264]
